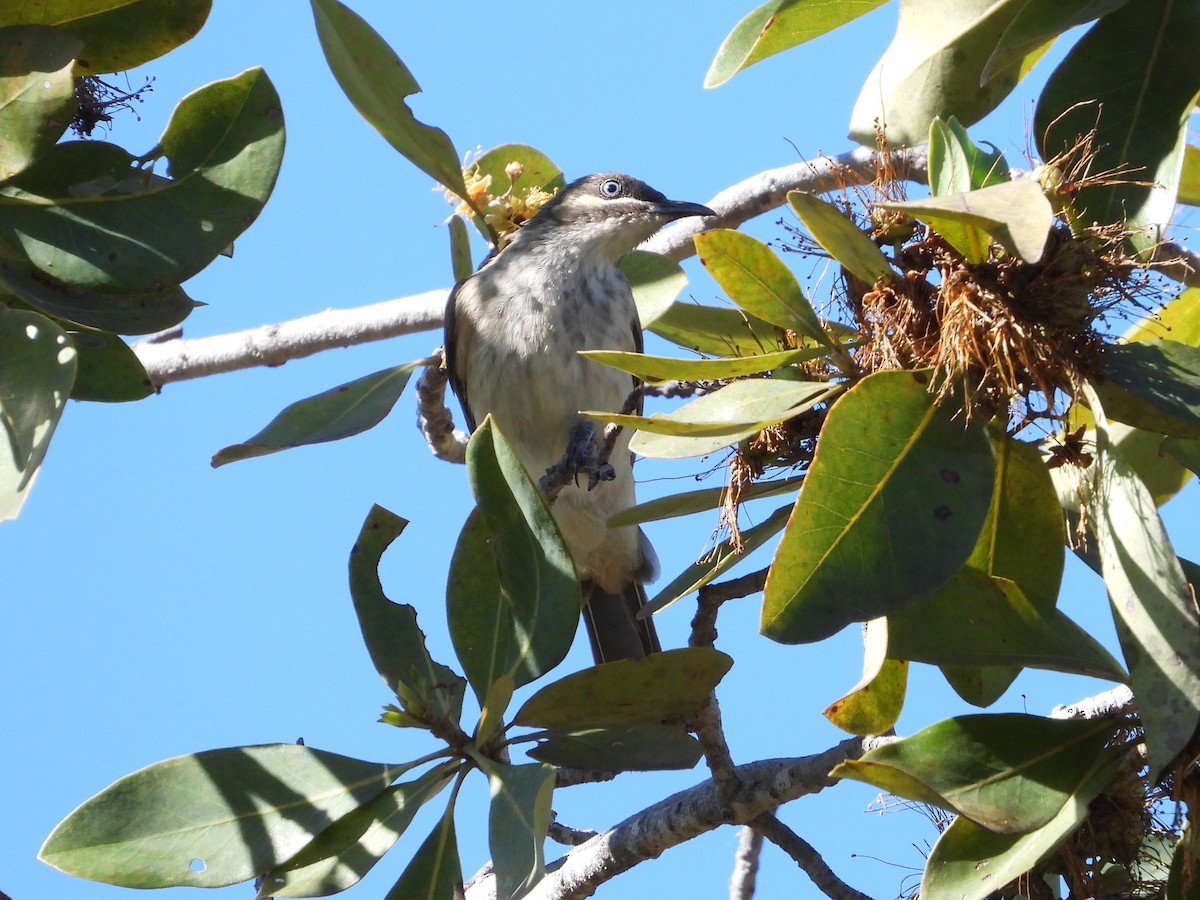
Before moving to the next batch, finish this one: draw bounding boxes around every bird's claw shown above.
[539,421,615,496]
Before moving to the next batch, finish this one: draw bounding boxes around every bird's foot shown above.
[539,421,615,497]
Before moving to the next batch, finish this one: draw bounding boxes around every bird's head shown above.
[522,173,716,260]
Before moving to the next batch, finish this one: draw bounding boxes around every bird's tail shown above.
[581,579,661,664]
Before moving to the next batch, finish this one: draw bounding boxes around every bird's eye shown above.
[599,178,623,198]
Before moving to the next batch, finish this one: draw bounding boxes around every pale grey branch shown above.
[644,145,930,261]
[133,290,448,388]
[130,149,930,388]
[464,735,896,900]
[729,826,764,900]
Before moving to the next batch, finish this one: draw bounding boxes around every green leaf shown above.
[1180,145,1200,207]
[258,765,455,899]
[925,117,1014,260]
[473,144,564,199]
[608,474,803,527]
[582,345,832,383]
[1094,339,1200,438]
[1165,824,1199,900]
[0,251,199,334]
[1092,405,1200,779]
[832,714,1121,833]
[920,750,1120,900]
[694,229,830,344]
[0,68,285,291]
[825,619,908,735]
[484,762,554,900]
[0,26,79,178]
[448,418,579,702]
[981,0,1131,84]
[850,0,1045,146]
[645,503,791,616]
[648,298,787,357]
[526,724,703,771]
[705,0,889,87]
[621,250,688,327]
[40,744,413,888]
[787,190,897,284]
[448,214,472,284]
[514,647,733,728]
[348,505,466,727]
[889,569,1126,680]
[621,379,840,459]
[928,117,1010,198]
[1035,0,1200,241]
[385,808,462,900]
[939,665,1020,709]
[881,178,1055,263]
[0,1,212,74]
[0,308,76,520]
[891,434,1123,686]
[66,325,153,402]
[311,0,467,204]
[211,363,418,467]
[762,370,995,643]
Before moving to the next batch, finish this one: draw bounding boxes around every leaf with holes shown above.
[762,370,995,643]
[40,745,415,888]
[0,68,284,292]
[0,308,76,520]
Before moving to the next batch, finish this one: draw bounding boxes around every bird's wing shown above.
[630,308,645,417]
[443,279,477,433]
[445,246,504,434]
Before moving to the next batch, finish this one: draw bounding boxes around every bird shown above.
[444,172,716,663]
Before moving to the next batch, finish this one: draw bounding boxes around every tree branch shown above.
[750,813,873,900]
[729,826,764,900]
[133,290,449,388]
[1050,684,1135,720]
[132,148,930,388]
[464,736,895,900]
[643,145,930,261]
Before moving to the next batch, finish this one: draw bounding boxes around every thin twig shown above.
[690,568,769,648]
[548,816,600,847]
[751,813,873,900]
[729,826,764,900]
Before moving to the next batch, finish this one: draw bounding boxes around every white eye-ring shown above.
[599,178,623,198]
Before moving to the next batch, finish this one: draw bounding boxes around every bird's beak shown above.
[648,198,717,220]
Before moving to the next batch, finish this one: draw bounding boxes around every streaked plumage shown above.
[445,173,715,662]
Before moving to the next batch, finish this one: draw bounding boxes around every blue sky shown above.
[4,3,1196,899]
